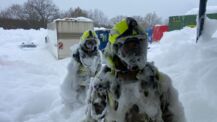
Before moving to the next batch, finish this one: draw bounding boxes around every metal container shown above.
[46,17,94,59]
[169,13,217,31]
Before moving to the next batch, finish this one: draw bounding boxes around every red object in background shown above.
[58,42,63,49]
[152,25,168,42]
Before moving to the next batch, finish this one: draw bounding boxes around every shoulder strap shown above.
[72,49,81,64]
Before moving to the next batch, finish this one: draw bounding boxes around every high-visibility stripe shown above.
[109,19,128,44]
[81,30,97,41]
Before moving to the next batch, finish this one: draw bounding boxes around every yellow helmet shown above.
[80,30,99,53]
[81,30,98,42]
[105,17,147,71]
[109,17,145,44]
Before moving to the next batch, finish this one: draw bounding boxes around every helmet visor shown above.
[114,35,147,70]
[84,38,98,51]
[116,35,147,57]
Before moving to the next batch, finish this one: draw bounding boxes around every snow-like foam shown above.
[0,18,217,122]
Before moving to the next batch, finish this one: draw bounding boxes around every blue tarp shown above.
[146,28,153,43]
[95,30,110,50]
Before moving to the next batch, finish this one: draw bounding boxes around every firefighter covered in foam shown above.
[84,18,186,122]
[61,30,102,109]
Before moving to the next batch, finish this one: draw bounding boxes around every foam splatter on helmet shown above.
[80,30,99,52]
[104,17,148,71]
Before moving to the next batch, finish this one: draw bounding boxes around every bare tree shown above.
[63,7,88,18]
[9,4,26,19]
[73,7,88,17]
[144,12,162,28]
[0,4,25,19]
[88,9,109,27]
[0,10,10,19]
[23,0,60,22]
[23,2,40,21]
[132,16,145,24]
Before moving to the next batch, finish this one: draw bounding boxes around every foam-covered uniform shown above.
[61,30,102,109]
[84,18,186,122]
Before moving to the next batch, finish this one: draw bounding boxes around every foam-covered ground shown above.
[149,27,217,122]
[0,22,217,122]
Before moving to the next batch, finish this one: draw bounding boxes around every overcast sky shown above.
[0,0,217,19]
